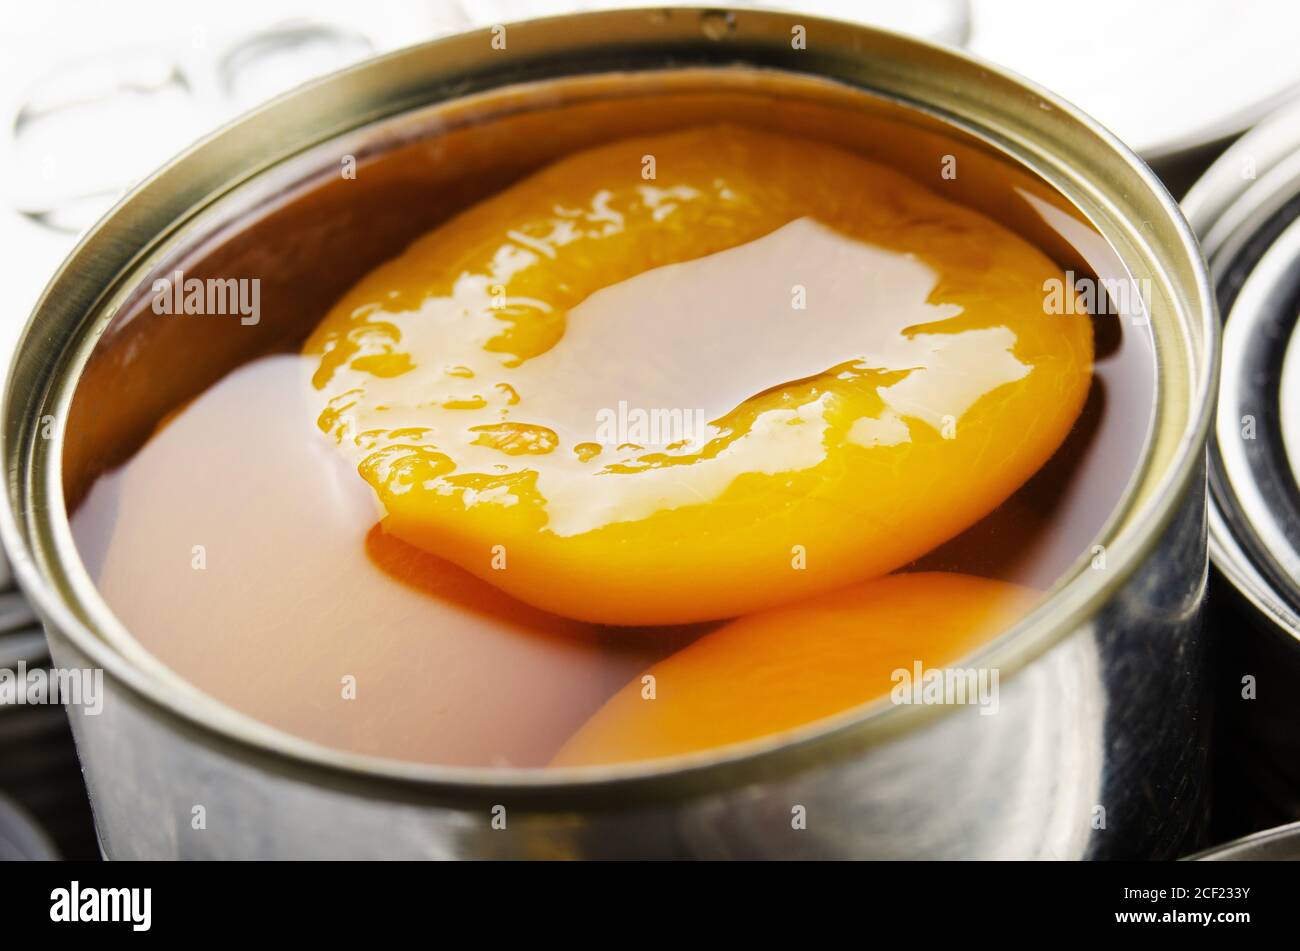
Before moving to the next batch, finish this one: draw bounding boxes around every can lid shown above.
[1185,104,1300,636]
[969,0,1300,162]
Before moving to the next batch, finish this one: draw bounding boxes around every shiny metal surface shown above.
[0,792,58,861]
[1184,103,1300,826]
[1190,819,1300,861]
[0,587,93,859]
[1,8,1216,858]
[1184,103,1300,631]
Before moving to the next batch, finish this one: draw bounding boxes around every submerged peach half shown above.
[551,572,1037,766]
[305,125,1092,625]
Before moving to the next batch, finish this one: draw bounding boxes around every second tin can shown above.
[1184,102,1300,834]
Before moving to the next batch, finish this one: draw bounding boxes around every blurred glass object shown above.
[218,22,376,109]
[5,2,464,235]
[11,53,204,233]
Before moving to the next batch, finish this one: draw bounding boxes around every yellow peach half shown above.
[551,571,1037,766]
[305,125,1091,625]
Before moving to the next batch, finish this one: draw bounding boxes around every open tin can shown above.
[0,8,1216,858]
[1184,102,1300,833]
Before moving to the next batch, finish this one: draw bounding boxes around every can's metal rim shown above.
[0,8,1217,805]
[1129,84,1300,167]
[1184,103,1300,640]
[1187,819,1300,861]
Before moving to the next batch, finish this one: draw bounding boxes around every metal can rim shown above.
[1184,102,1300,642]
[1187,818,1300,860]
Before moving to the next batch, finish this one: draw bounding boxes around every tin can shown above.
[0,8,1217,858]
[1183,102,1300,835]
